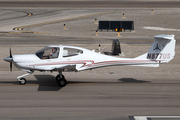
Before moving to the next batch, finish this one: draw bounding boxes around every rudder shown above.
[147,34,176,63]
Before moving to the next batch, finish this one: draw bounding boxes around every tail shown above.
[135,34,176,66]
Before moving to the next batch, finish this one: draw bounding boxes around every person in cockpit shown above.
[49,48,58,59]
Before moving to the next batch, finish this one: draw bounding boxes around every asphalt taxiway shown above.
[0,1,180,120]
[0,73,180,120]
[0,1,180,8]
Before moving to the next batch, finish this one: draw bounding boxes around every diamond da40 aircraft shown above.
[4,35,176,87]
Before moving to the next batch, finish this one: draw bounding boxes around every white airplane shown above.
[3,35,176,87]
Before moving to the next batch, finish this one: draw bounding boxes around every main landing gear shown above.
[56,69,67,87]
[17,70,34,85]
[56,74,67,87]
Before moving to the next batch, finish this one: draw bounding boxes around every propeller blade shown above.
[10,47,12,58]
[10,62,12,72]
[10,47,12,72]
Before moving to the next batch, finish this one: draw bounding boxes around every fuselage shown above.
[3,35,176,87]
[10,45,158,72]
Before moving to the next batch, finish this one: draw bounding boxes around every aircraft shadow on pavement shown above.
[68,78,150,84]
[34,75,62,91]
[0,81,18,84]
[118,78,151,83]
[0,76,150,91]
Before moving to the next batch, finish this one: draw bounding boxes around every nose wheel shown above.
[18,78,26,85]
[56,75,67,87]
[17,70,34,85]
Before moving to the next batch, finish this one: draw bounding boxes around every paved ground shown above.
[0,1,180,8]
[0,1,180,120]
[0,74,180,120]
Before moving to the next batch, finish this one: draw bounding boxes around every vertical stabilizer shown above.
[147,35,176,63]
[135,35,176,64]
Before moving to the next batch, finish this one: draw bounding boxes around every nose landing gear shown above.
[19,78,27,85]
[17,70,34,85]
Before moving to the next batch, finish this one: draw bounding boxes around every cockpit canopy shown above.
[35,47,59,59]
[35,46,83,60]
[63,47,83,57]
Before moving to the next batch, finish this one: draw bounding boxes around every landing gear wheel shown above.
[59,79,67,87]
[56,75,65,81]
[18,78,26,85]
[56,75,67,87]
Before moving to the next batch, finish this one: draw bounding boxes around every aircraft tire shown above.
[56,75,65,82]
[58,79,67,87]
[18,78,26,85]
[56,75,67,87]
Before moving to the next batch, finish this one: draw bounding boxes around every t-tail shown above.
[135,34,176,66]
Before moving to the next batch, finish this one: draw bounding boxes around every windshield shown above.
[35,47,59,59]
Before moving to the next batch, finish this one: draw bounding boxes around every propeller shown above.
[3,47,13,72]
[10,47,12,58]
[10,48,12,72]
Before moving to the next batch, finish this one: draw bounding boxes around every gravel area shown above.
[0,9,27,20]
[26,8,180,39]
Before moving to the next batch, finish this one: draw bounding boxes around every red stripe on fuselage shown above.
[28,60,94,66]
[28,59,158,68]
[92,60,156,67]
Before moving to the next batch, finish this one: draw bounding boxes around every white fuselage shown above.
[12,45,159,72]
[3,34,176,86]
